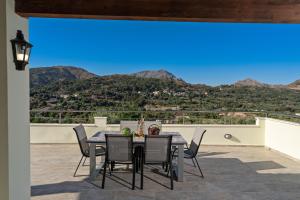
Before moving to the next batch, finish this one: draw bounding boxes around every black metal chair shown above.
[102,134,136,190]
[73,124,105,177]
[120,121,138,170]
[141,135,174,190]
[171,127,206,178]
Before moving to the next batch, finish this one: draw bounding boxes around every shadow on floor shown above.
[31,155,300,200]
[245,160,285,171]
[198,151,229,157]
[31,180,92,196]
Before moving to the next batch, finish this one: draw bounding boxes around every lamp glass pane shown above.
[24,45,31,62]
[15,43,27,61]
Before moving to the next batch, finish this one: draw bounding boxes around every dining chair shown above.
[171,127,206,178]
[102,134,136,190]
[73,124,105,177]
[120,121,138,170]
[141,135,173,190]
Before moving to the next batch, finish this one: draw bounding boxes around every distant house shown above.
[60,94,69,99]
[174,92,185,96]
[163,89,171,95]
[144,105,180,111]
[152,91,160,96]
[47,98,58,104]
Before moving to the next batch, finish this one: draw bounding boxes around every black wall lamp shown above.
[10,30,33,71]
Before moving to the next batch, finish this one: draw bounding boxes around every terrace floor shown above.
[31,144,300,200]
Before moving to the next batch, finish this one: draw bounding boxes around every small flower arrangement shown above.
[121,127,134,136]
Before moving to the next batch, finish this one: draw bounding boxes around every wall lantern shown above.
[10,30,33,71]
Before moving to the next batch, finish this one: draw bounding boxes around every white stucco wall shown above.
[106,123,264,146]
[0,0,9,198]
[0,0,30,199]
[30,118,265,146]
[264,118,300,160]
[30,117,300,161]
[30,124,100,143]
[164,124,263,146]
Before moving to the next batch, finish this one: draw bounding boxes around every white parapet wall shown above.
[30,117,300,161]
[106,124,264,146]
[30,123,99,143]
[263,118,300,160]
[30,117,264,146]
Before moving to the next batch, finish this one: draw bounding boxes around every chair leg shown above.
[111,161,115,172]
[141,154,144,189]
[73,155,84,177]
[165,163,169,172]
[102,161,107,189]
[194,157,204,178]
[166,162,170,176]
[169,162,174,190]
[137,147,141,172]
[135,156,139,173]
[132,159,135,190]
[191,158,196,167]
[109,163,112,176]
[82,157,87,166]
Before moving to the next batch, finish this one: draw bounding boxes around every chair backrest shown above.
[144,121,162,135]
[189,128,206,157]
[120,121,138,133]
[105,134,133,162]
[144,135,172,163]
[73,124,90,157]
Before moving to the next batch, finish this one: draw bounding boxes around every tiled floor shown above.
[31,144,300,200]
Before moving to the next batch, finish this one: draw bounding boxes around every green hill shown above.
[30,66,97,87]
[30,66,300,124]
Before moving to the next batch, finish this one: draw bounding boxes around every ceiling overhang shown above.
[15,0,300,23]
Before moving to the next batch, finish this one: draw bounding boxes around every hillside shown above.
[30,66,97,87]
[234,78,300,90]
[30,68,300,113]
[29,66,300,124]
[235,78,267,87]
[288,80,300,90]
[132,69,180,80]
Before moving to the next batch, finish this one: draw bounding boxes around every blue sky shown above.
[29,18,300,86]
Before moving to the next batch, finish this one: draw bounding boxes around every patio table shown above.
[87,131,187,182]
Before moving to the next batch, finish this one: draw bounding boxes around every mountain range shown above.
[29,66,300,124]
[30,66,97,87]
[30,66,300,90]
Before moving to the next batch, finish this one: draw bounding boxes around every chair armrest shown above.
[172,147,188,157]
[96,145,106,150]
[172,145,189,151]
[171,145,190,158]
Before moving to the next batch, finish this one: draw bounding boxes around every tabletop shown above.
[87,131,187,145]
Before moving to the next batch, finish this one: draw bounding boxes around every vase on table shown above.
[136,116,145,137]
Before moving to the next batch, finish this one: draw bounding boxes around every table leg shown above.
[177,144,184,182]
[89,143,96,180]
